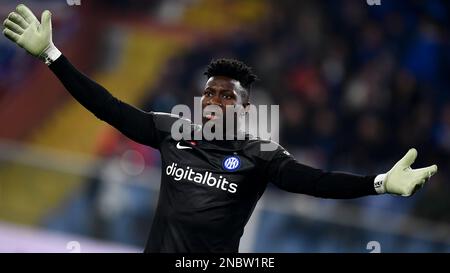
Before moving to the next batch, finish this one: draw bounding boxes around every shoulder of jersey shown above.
[152,112,200,133]
[244,137,285,160]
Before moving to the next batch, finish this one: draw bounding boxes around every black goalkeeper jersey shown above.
[49,56,377,253]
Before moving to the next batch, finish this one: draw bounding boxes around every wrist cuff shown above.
[39,43,62,66]
[374,173,387,194]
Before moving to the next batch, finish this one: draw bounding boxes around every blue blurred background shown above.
[0,0,449,252]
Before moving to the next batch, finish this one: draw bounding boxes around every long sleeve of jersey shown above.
[267,147,378,199]
[49,55,161,148]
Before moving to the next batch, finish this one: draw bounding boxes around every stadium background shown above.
[0,0,449,252]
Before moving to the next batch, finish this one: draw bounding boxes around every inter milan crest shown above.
[222,156,241,171]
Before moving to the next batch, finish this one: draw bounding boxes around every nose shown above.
[208,95,223,106]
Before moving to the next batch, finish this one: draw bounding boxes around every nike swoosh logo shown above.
[176,142,192,150]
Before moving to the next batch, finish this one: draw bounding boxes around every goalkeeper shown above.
[2,4,438,252]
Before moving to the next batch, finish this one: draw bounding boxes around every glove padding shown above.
[3,4,53,58]
[377,148,437,196]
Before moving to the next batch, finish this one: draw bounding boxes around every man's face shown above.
[200,76,248,129]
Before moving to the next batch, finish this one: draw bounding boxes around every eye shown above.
[204,90,213,97]
[222,94,233,100]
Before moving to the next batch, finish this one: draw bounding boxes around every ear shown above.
[242,102,250,115]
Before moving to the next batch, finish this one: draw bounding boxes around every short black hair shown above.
[204,58,258,92]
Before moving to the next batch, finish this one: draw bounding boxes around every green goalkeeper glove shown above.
[374,148,438,196]
[3,4,61,65]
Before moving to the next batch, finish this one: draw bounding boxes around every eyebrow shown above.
[205,86,235,93]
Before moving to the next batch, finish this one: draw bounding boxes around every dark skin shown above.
[201,76,249,134]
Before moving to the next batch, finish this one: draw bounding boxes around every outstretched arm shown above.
[269,148,437,199]
[272,158,378,199]
[3,4,160,147]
